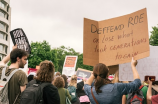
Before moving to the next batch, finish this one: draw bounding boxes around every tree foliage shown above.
[56,46,93,73]
[28,40,58,71]
[149,25,158,46]
[56,46,80,73]
[76,53,93,71]
[28,41,92,72]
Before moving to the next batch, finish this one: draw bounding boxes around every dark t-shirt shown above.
[43,84,60,104]
[0,66,28,104]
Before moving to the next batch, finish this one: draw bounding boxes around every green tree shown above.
[76,53,93,71]
[28,40,58,71]
[51,49,59,71]
[7,60,11,66]
[56,46,79,73]
[149,25,158,46]
[56,46,93,72]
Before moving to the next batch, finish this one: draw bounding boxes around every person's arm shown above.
[85,73,95,85]
[20,85,26,92]
[117,57,141,95]
[0,45,17,65]
[147,78,152,101]
[122,95,126,104]
[131,57,140,80]
[67,89,71,101]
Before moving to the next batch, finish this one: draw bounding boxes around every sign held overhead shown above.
[83,8,149,66]
[10,28,31,54]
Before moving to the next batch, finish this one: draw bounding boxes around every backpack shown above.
[20,80,51,104]
[67,86,77,103]
[126,85,144,104]
[65,89,71,104]
[0,67,19,104]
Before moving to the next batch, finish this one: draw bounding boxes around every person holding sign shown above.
[84,57,141,104]
[0,45,28,104]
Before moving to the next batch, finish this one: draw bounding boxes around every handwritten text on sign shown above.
[83,8,149,66]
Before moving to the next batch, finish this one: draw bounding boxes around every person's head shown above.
[69,75,77,87]
[34,60,55,83]
[61,74,68,83]
[27,75,34,82]
[55,72,61,76]
[10,48,28,68]
[93,63,110,94]
[53,76,65,88]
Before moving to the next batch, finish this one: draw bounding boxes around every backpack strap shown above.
[139,85,144,90]
[91,87,99,104]
[0,67,20,82]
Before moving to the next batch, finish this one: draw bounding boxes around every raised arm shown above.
[117,57,141,95]
[85,73,95,86]
[131,57,140,80]
[147,78,152,101]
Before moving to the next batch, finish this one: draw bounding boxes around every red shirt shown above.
[151,95,158,104]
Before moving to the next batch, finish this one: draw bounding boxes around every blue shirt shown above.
[84,79,141,104]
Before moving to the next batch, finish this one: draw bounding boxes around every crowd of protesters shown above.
[0,46,158,104]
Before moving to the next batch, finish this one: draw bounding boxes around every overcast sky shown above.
[10,0,158,53]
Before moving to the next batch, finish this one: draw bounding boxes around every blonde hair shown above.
[69,75,77,88]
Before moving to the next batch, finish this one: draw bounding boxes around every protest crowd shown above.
[0,44,158,104]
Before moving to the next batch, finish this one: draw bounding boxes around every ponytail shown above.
[94,75,105,94]
[93,63,110,94]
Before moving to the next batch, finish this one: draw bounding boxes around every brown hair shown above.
[61,74,67,85]
[55,72,61,76]
[93,63,111,94]
[53,76,65,88]
[34,60,55,82]
[10,48,28,63]
[69,75,77,88]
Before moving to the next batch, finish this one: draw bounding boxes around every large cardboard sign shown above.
[10,28,31,54]
[83,8,149,66]
[62,56,78,76]
[119,46,158,81]
[76,68,92,79]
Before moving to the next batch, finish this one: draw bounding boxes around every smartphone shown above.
[144,76,155,82]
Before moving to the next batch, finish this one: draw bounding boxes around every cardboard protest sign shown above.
[119,46,158,81]
[62,56,78,76]
[10,28,31,54]
[83,8,149,66]
[76,68,92,79]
